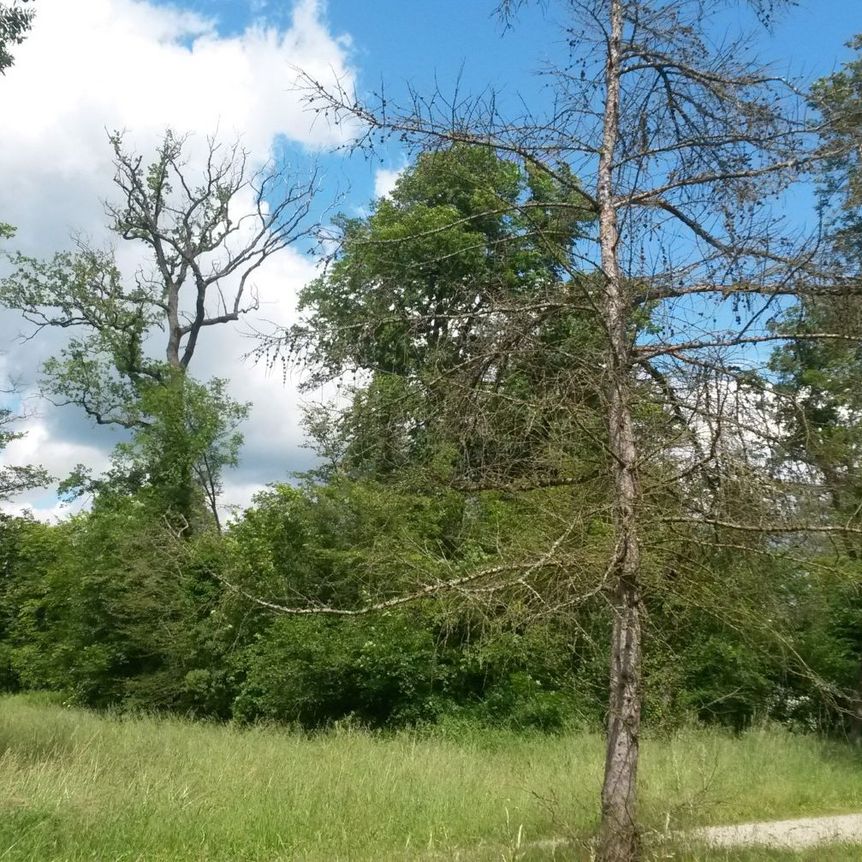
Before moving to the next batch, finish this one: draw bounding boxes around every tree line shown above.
[2,3,862,861]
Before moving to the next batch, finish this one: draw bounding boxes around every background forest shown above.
[1,51,861,735]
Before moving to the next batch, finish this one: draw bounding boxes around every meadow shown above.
[3,694,862,860]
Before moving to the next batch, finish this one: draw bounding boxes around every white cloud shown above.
[0,0,357,518]
[1,0,355,251]
[373,165,404,200]
[0,414,114,522]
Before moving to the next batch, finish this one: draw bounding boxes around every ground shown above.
[2,694,862,860]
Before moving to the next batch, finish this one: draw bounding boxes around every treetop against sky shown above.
[0,0,857,521]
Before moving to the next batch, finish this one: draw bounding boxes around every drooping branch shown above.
[662,516,862,535]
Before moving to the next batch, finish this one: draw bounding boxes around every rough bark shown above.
[597,2,644,859]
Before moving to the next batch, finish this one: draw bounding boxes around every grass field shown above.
[3,693,862,861]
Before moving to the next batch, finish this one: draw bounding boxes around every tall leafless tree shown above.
[221,2,862,859]
[106,129,319,378]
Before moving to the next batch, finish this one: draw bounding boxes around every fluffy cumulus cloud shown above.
[0,0,356,519]
[373,165,404,200]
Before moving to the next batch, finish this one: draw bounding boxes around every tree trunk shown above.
[596,2,644,859]
[598,369,643,861]
[598,532,643,861]
[166,282,182,369]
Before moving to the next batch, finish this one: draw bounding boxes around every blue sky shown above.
[225,0,859,199]
[0,0,859,519]
[330,0,858,90]
[151,0,861,217]
[207,0,859,86]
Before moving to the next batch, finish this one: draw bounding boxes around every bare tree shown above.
[224,2,862,859]
[106,131,318,373]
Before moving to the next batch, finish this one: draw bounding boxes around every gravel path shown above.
[691,812,862,850]
[448,812,862,857]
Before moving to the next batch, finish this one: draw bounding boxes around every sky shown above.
[0,0,858,521]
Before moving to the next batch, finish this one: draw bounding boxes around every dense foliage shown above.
[0,0,33,75]
[1,39,862,739]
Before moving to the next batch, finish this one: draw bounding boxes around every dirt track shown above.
[691,812,862,850]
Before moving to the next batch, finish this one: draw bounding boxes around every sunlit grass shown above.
[2,693,862,860]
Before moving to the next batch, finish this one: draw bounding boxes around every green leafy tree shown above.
[0,408,49,501]
[1,130,314,522]
[0,514,53,691]
[280,144,601,494]
[246,146,619,731]
[5,500,234,710]
[812,35,862,222]
[60,377,249,531]
[0,0,33,75]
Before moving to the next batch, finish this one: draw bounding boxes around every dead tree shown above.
[106,130,318,375]
[231,2,861,859]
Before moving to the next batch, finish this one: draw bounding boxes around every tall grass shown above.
[2,694,862,860]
